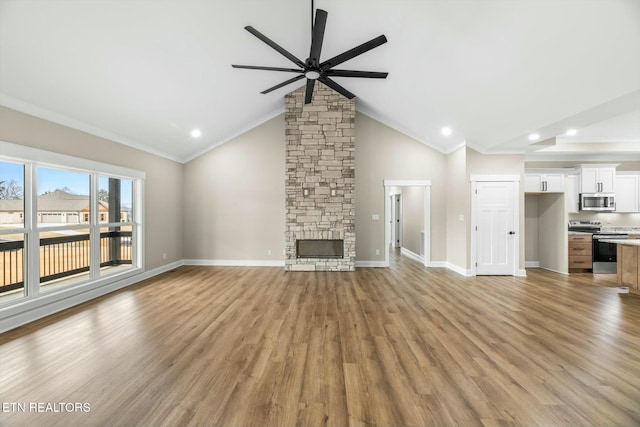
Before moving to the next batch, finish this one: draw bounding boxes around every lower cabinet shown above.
[569,234,592,272]
[617,243,640,295]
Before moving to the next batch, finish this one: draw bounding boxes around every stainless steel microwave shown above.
[579,193,616,211]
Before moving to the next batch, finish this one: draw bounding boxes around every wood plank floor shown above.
[2,252,640,426]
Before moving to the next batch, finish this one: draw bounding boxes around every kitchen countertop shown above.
[568,228,640,236]
[599,239,640,246]
[601,227,640,235]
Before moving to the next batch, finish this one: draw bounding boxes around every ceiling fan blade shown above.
[261,74,306,94]
[305,78,316,104]
[318,76,355,99]
[320,35,388,70]
[244,26,306,68]
[232,64,304,73]
[325,69,388,79]
[308,9,328,67]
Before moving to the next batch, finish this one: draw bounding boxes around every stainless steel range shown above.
[568,220,601,233]
[592,232,628,273]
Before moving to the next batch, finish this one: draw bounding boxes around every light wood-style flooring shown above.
[1,252,640,426]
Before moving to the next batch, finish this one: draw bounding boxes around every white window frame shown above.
[0,140,145,327]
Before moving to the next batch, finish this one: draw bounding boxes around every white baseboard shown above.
[183,259,285,267]
[445,262,474,277]
[525,261,540,268]
[538,266,569,275]
[0,260,184,334]
[355,261,388,268]
[516,269,528,277]
[428,261,447,268]
[400,247,424,264]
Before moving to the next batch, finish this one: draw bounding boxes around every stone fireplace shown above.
[285,84,355,271]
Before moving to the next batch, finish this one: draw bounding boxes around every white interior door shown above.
[476,181,516,275]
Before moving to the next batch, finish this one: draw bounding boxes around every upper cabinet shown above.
[578,165,617,193]
[525,171,565,193]
[615,173,640,213]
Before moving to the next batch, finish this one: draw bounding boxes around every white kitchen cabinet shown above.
[525,172,564,193]
[566,174,580,213]
[579,165,617,193]
[615,173,639,213]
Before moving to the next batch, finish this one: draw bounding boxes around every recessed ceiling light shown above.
[528,133,540,141]
[566,129,577,136]
[441,127,452,136]
[190,129,202,138]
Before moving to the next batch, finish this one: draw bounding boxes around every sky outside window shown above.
[0,161,25,197]
[37,167,89,195]
[34,169,132,204]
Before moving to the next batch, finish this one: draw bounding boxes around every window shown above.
[0,160,26,303]
[0,142,144,306]
[36,167,91,292]
[98,176,135,277]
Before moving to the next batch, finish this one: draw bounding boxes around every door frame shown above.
[470,174,521,276]
[383,180,431,268]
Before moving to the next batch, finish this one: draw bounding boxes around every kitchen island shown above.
[603,239,640,295]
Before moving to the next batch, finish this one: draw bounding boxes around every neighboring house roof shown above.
[0,199,23,211]
[37,190,91,212]
[0,190,112,212]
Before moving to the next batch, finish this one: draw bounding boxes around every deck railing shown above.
[0,231,132,294]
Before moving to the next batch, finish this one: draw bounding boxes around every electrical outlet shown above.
[267,249,272,255]
[375,249,380,255]
[162,252,167,260]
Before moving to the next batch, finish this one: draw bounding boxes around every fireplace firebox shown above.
[296,239,344,259]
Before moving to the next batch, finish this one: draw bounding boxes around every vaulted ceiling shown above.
[1,0,639,163]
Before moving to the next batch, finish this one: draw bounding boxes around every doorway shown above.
[390,193,402,248]
[383,180,431,268]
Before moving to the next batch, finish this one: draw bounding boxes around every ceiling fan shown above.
[232,1,388,104]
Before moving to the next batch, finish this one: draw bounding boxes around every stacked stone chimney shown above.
[284,84,355,271]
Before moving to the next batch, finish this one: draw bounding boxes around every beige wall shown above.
[0,106,184,270]
[182,114,285,261]
[183,111,448,263]
[181,115,527,268]
[525,195,539,263]
[525,193,567,271]
[537,193,567,273]
[401,186,424,256]
[446,146,468,270]
[2,105,536,271]
[355,112,447,262]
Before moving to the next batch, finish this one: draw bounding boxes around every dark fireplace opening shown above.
[296,239,344,259]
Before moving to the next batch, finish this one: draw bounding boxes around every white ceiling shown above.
[1,0,639,163]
